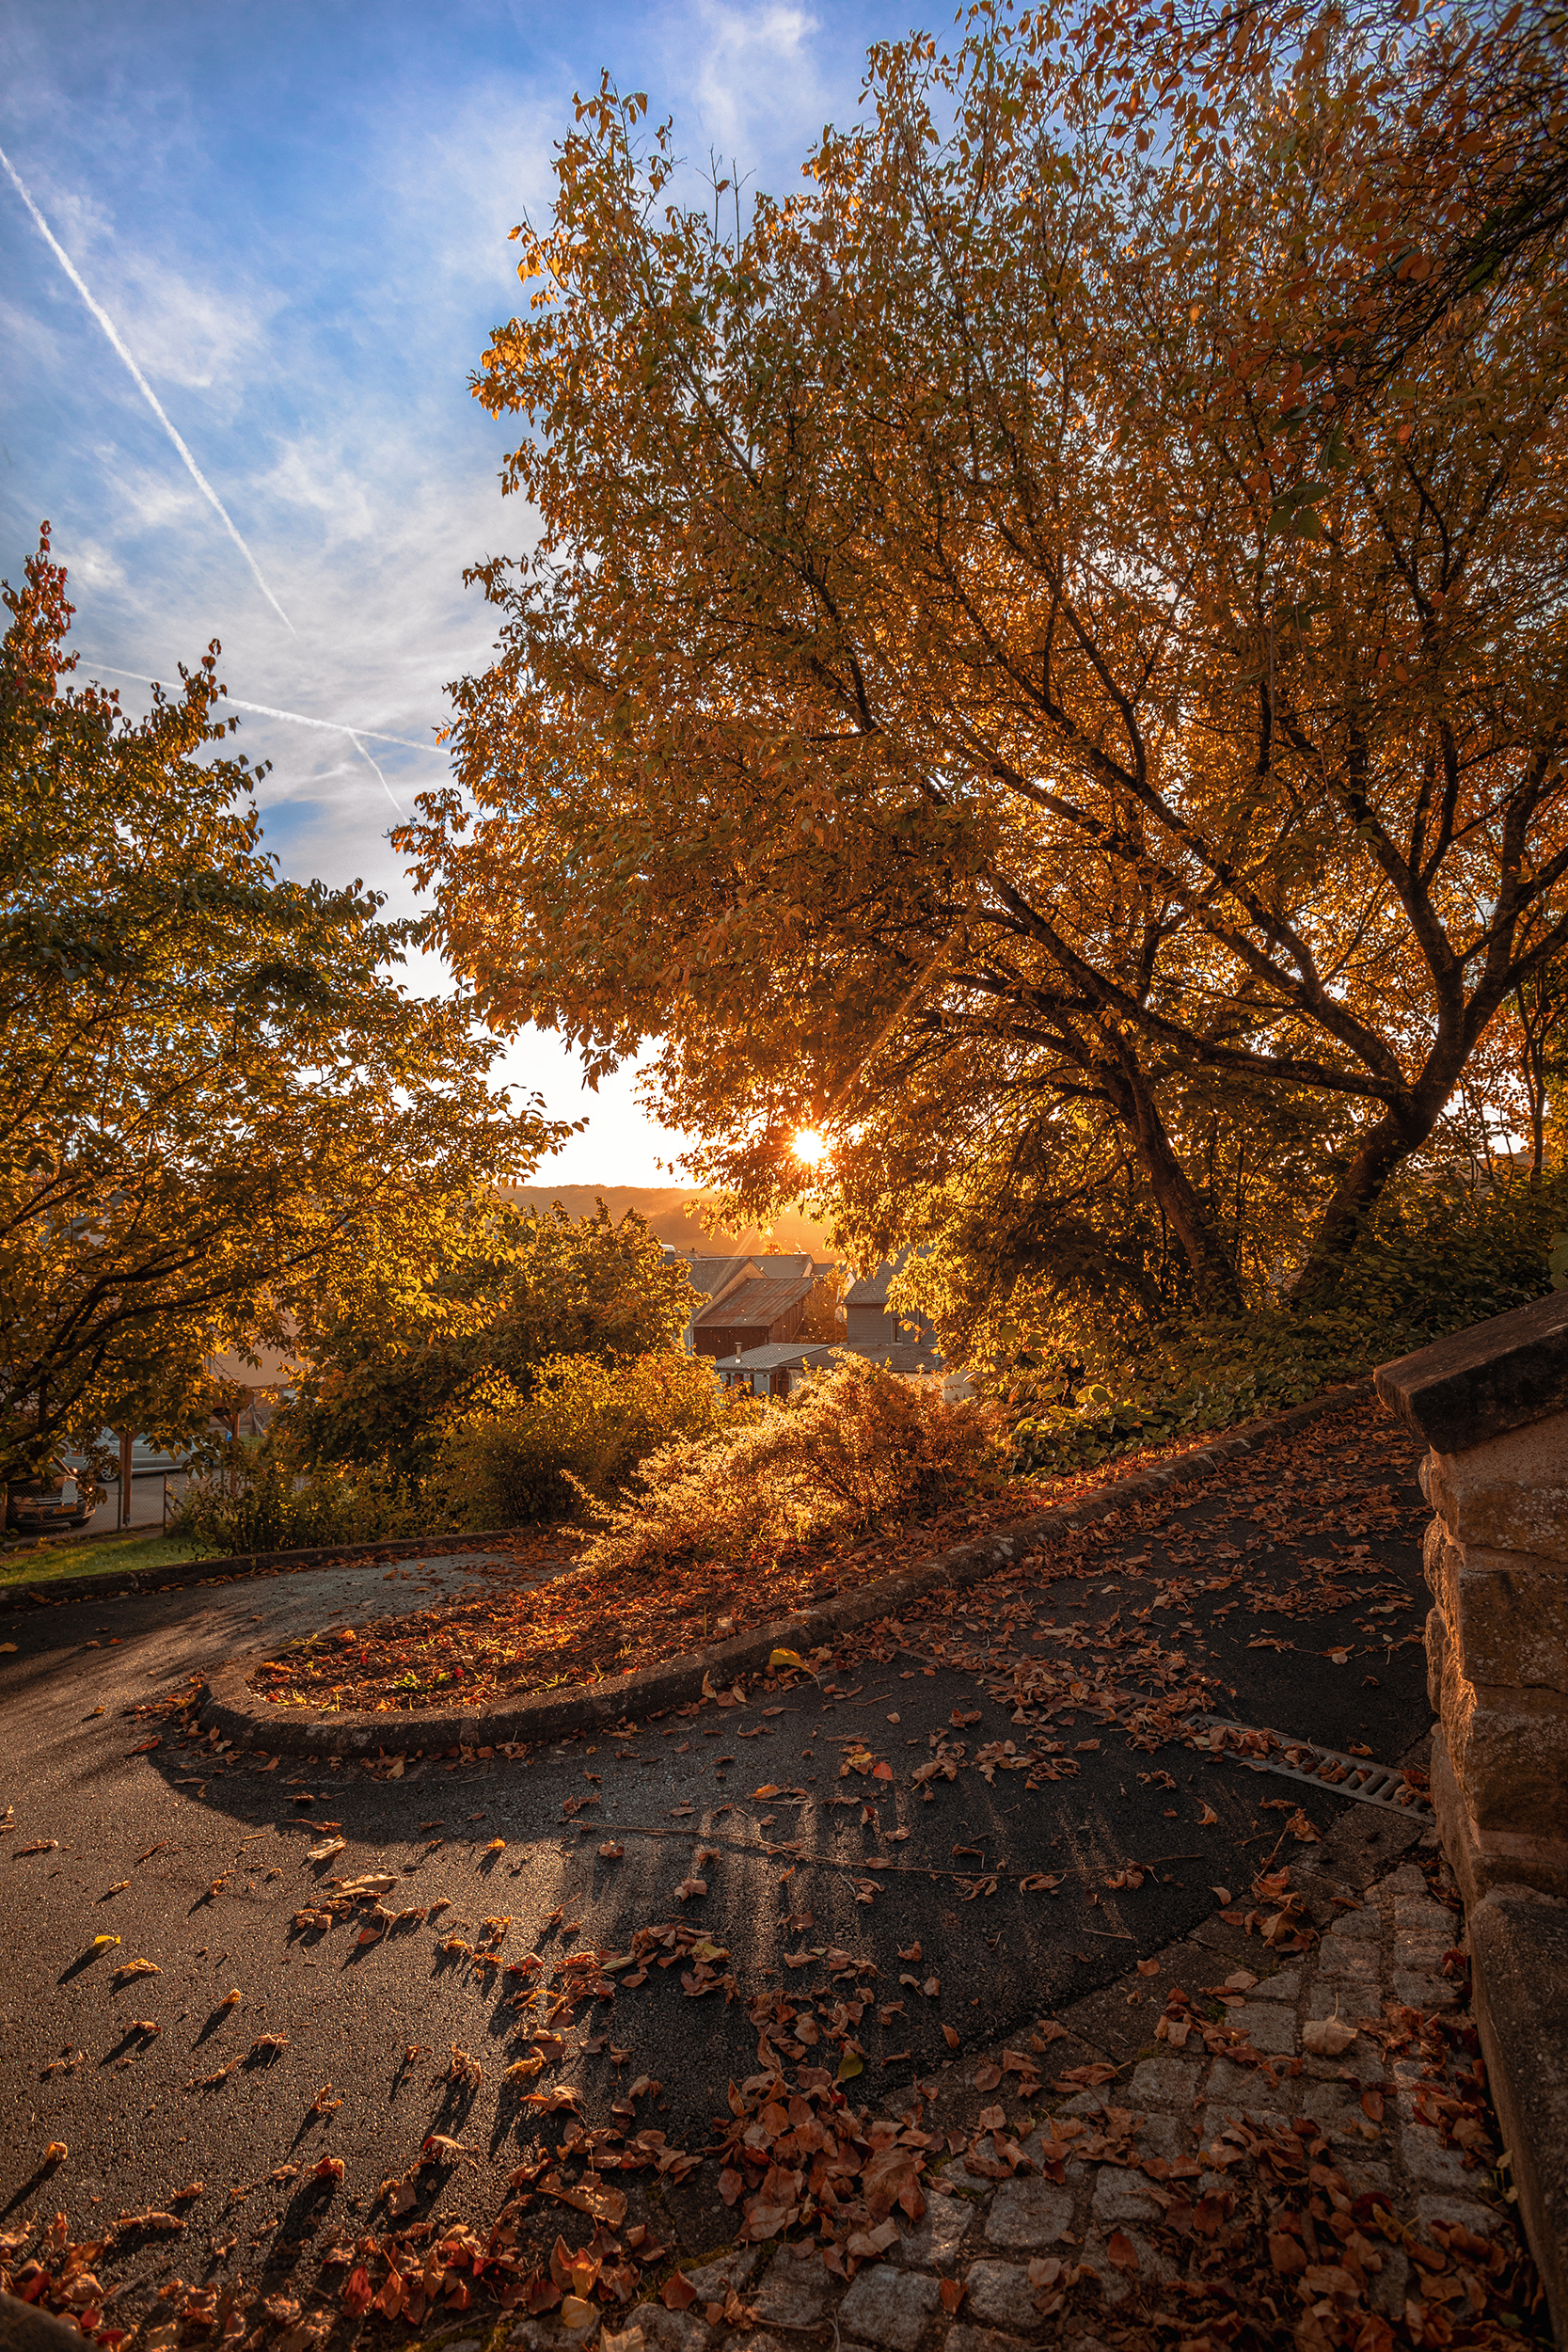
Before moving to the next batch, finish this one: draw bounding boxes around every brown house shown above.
[691,1263,825,1359]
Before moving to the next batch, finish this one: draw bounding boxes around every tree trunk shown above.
[1289,1098,1433,1310]
[1104,1051,1248,1316]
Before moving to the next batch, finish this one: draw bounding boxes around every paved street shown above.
[0,1404,1447,2341]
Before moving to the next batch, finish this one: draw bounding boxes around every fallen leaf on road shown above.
[598,1842,624,1859]
[15,1840,57,1856]
[1303,2010,1358,2056]
[940,2279,966,2315]
[1107,2231,1140,2273]
[661,2274,698,2311]
[111,1959,160,1987]
[1197,1801,1219,1824]
[307,1836,346,1862]
[42,2143,66,2165]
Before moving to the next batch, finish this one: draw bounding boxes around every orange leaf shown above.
[661,2273,698,2310]
[939,2279,966,2315]
[1106,2231,1139,2274]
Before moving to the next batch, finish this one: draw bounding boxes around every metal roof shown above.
[713,1342,843,1372]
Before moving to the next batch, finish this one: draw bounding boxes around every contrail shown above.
[89,664,443,755]
[344,732,403,816]
[0,141,295,636]
[87,664,447,816]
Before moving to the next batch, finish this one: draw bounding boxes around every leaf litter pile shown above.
[4,1403,1546,2348]
[248,1401,1426,1719]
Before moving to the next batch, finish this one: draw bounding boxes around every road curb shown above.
[195,1376,1376,1759]
[0,1529,531,1614]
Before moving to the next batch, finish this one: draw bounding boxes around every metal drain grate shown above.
[1196,1715,1436,1824]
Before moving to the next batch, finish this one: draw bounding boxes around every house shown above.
[843,1254,943,1373]
[712,1341,842,1398]
[664,1248,841,1359]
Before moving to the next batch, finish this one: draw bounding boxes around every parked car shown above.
[6,1463,102,1534]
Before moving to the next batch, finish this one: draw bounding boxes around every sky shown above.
[0,0,912,1184]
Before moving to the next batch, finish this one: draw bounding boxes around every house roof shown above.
[714,1342,842,1372]
[844,1250,911,1309]
[691,1270,819,1330]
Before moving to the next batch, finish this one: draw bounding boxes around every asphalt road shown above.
[0,1405,1433,2328]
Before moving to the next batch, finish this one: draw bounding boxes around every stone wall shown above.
[1377,1290,1568,1908]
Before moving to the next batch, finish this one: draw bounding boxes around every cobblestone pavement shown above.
[503,1807,1546,2352]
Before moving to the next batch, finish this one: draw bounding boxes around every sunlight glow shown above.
[792,1127,829,1167]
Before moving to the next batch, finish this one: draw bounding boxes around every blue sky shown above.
[0,0,910,1183]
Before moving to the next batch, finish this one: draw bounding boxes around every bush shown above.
[166,1454,429,1555]
[1000,1166,1568,1478]
[440,1349,752,1528]
[580,1357,1000,1580]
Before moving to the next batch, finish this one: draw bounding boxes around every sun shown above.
[792,1127,829,1168]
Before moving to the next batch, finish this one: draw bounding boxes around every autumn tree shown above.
[0,528,562,1495]
[281,1198,695,1479]
[403,0,1568,1317]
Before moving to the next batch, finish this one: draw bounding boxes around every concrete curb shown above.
[196,1375,1376,1759]
[0,1528,530,1614]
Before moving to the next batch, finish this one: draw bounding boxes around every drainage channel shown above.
[1196,1714,1436,1825]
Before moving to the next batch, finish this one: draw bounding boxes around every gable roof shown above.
[845,1250,910,1309]
[692,1269,818,1330]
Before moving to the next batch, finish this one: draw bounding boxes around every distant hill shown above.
[500,1184,835,1259]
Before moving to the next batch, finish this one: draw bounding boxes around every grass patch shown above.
[0,1532,204,1588]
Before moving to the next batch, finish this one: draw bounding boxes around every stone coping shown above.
[0,1529,529,1614]
[196,1377,1373,1758]
[1374,1290,1568,1455]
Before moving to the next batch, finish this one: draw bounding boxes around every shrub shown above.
[166,1454,429,1555]
[440,1349,752,1528]
[581,1357,1000,1580]
[1000,1166,1568,1477]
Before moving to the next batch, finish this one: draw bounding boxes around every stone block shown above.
[1127,2053,1199,2105]
[836,2264,939,2351]
[1440,1673,1568,1847]
[1135,2114,1183,2161]
[1469,1885,1568,2341]
[753,2249,839,2328]
[1234,2004,1298,2056]
[1319,1940,1379,1979]
[983,2177,1073,2249]
[1079,2229,1175,2301]
[623,2311,709,2352]
[895,2192,973,2269]
[944,2331,1029,2352]
[1426,1529,1568,1695]
[1247,1968,1302,2002]
[1374,1293,1568,1454]
[1414,2193,1507,2239]
[1431,1730,1568,1903]
[1426,1414,1568,1558]
[961,2262,1040,2333]
[1325,1905,1382,1942]
[685,2249,759,2302]
[1090,2169,1162,2226]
